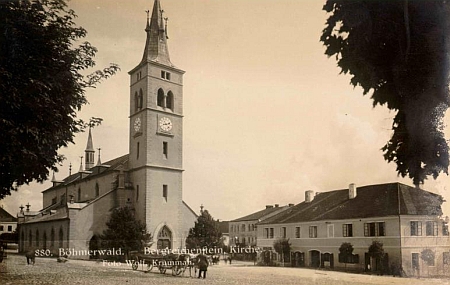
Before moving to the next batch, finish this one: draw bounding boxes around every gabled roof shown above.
[231,205,290,222]
[43,154,129,193]
[0,207,17,222]
[260,183,444,225]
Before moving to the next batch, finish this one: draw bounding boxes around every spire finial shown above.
[79,156,84,172]
[19,205,24,213]
[164,17,169,39]
[145,9,150,30]
[200,204,204,214]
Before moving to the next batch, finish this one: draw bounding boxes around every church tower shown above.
[128,0,185,249]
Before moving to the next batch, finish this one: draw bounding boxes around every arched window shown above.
[29,230,32,246]
[95,183,100,198]
[36,229,39,247]
[78,188,81,201]
[43,231,47,250]
[166,91,173,110]
[59,227,64,248]
[21,230,24,251]
[134,92,139,111]
[51,227,55,247]
[138,89,144,110]
[157,88,165,107]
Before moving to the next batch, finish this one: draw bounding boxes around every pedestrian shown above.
[197,254,209,279]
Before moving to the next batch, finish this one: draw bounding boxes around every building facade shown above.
[0,207,17,235]
[17,0,197,259]
[257,183,450,277]
[229,204,292,247]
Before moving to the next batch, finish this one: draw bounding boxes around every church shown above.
[17,0,198,258]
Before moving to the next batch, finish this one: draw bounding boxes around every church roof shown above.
[22,208,68,224]
[43,154,129,193]
[259,182,444,225]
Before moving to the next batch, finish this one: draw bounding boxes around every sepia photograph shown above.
[1,0,450,284]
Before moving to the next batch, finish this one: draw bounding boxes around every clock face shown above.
[134,117,141,132]
[159,117,173,132]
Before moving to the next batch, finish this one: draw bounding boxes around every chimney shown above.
[275,204,279,208]
[349,183,357,199]
[265,205,274,209]
[288,203,294,207]
[305,190,314,203]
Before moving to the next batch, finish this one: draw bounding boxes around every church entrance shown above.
[157,226,172,250]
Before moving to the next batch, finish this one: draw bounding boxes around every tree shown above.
[338,242,354,270]
[420,248,435,276]
[321,1,450,186]
[0,0,119,199]
[185,208,223,249]
[100,207,150,260]
[368,241,385,273]
[273,238,291,265]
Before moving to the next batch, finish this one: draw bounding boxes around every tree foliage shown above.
[368,240,385,260]
[321,0,450,186]
[338,242,354,268]
[273,238,291,262]
[0,0,119,199]
[420,248,435,266]
[185,208,223,249]
[100,207,150,256]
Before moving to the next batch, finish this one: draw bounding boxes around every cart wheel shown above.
[146,262,153,271]
[159,267,166,274]
[131,258,139,270]
[174,265,183,276]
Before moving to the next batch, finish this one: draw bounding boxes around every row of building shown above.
[228,182,450,277]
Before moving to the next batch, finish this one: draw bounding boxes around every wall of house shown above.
[257,216,403,271]
[399,215,450,277]
[229,220,258,246]
[0,222,17,234]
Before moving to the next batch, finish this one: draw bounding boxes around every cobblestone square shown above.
[1,254,449,285]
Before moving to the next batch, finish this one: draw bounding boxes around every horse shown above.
[25,250,36,265]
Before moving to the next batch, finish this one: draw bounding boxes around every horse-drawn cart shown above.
[130,252,193,276]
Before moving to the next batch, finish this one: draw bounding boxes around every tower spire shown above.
[141,0,173,66]
[85,127,95,170]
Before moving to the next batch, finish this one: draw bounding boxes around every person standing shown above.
[197,254,209,279]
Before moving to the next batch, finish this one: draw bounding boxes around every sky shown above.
[2,0,450,220]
